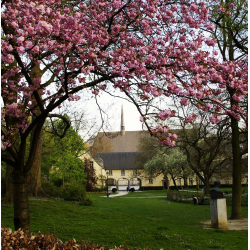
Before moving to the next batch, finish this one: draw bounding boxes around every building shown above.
[92,106,176,190]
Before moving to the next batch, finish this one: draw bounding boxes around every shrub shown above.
[112,188,117,193]
[130,188,135,192]
[82,197,93,206]
[61,183,86,201]
[41,179,55,197]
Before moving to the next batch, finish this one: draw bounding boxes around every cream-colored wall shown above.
[79,152,106,188]
[105,169,186,188]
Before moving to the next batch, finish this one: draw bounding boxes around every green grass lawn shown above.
[1,191,248,249]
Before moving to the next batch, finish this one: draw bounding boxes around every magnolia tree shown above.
[1,0,247,231]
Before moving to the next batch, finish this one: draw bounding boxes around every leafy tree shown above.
[203,0,248,219]
[144,149,189,190]
[43,119,86,186]
[1,0,247,232]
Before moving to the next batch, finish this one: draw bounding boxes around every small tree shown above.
[144,149,189,190]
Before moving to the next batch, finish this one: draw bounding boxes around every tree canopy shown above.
[1,0,247,231]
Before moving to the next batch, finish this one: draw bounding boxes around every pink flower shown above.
[180,98,189,106]
[36,21,53,37]
[4,54,14,64]
[230,3,235,7]
[17,46,25,54]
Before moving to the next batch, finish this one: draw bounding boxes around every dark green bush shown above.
[112,188,117,193]
[130,188,135,192]
[82,197,93,206]
[41,179,55,197]
[61,183,86,201]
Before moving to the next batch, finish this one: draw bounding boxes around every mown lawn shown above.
[1,190,248,249]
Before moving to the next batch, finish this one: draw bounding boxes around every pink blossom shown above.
[17,46,25,54]
[36,21,53,37]
[4,54,14,64]
[180,98,189,106]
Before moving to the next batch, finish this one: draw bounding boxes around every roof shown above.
[97,131,147,152]
[96,152,139,170]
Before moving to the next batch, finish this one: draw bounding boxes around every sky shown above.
[59,90,144,141]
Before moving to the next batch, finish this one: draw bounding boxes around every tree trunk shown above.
[12,169,30,234]
[2,165,14,203]
[171,176,179,191]
[183,177,188,188]
[230,117,242,219]
[27,128,48,197]
[203,178,210,195]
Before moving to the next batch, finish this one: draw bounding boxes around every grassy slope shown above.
[1,190,248,250]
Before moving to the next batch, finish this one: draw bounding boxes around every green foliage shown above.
[144,148,188,178]
[82,197,93,206]
[60,182,86,201]
[41,179,55,197]
[112,188,117,193]
[41,118,86,186]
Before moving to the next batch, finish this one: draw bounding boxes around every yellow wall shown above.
[105,169,185,188]
[79,152,106,188]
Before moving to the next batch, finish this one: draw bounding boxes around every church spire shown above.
[120,105,125,136]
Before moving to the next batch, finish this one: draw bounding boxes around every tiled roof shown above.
[97,131,146,152]
[96,152,139,170]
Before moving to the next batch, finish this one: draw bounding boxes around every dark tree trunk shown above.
[183,177,188,188]
[12,169,30,234]
[171,176,179,191]
[27,128,48,197]
[230,117,242,219]
[2,164,13,203]
[203,178,210,195]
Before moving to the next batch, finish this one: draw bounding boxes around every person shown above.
[193,197,198,205]
[127,186,129,192]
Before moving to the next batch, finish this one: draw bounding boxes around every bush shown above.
[61,183,86,201]
[129,188,135,192]
[112,188,117,193]
[41,179,55,197]
[82,197,93,206]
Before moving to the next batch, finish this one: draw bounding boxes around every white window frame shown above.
[121,170,125,176]
[108,170,113,176]
[149,179,153,184]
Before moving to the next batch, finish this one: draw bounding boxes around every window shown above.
[108,170,113,176]
[189,178,193,185]
[149,179,153,184]
[177,178,181,186]
[107,178,116,185]
[90,161,94,170]
[121,170,125,176]
[133,170,137,175]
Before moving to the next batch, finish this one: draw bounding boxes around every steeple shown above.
[120,105,125,136]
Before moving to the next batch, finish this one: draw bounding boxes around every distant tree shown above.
[134,132,159,170]
[49,130,86,186]
[144,149,189,190]
[175,106,232,195]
